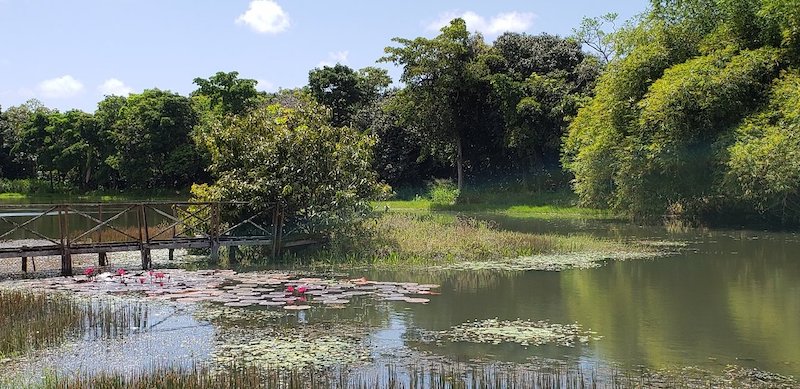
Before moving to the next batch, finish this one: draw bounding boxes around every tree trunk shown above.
[456,135,464,192]
[83,155,92,189]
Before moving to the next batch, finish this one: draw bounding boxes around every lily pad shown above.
[283,305,311,311]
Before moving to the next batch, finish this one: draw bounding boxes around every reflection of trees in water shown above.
[561,237,800,375]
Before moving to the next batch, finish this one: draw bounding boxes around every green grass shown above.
[302,212,646,268]
[374,188,618,220]
[0,178,189,204]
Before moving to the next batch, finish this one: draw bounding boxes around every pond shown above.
[1,215,798,386]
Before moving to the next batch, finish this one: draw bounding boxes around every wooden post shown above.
[209,203,220,262]
[98,204,103,244]
[168,249,174,261]
[138,204,151,270]
[21,245,28,272]
[228,246,238,263]
[275,208,285,259]
[59,206,72,276]
[271,206,279,259]
[98,252,107,266]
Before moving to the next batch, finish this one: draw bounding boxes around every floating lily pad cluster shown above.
[430,318,601,347]
[438,252,660,272]
[214,333,370,369]
[3,269,440,312]
[205,275,440,310]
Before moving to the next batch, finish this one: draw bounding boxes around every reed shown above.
[0,290,146,358]
[304,213,636,267]
[28,362,797,389]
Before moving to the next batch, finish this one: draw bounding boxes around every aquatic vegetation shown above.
[214,334,371,369]
[419,318,601,347]
[23,360,798,389]
[307,212,659,269]
[0,290,144,358]
[437,251,661,272]
[4,270,440,315]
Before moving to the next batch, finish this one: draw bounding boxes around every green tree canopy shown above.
[563,0,800,223]
[109,89,203,188]
[193,92,386,234]
[308,64,391,128]
[192,71,261,116]
[382,18,488,190]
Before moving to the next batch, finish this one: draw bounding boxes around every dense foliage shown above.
[5,3,795,226]
[563,0,800,223]
[380,20,600,189]
[193,93,386,233]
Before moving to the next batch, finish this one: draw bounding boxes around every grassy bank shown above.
[302,213,655,270]
[0,179,188,203]
[375,187,617,220]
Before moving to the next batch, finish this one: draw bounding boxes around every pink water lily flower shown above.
[116,268,127,277]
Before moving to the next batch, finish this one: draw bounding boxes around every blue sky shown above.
[0,0,649,112]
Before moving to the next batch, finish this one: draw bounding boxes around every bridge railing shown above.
[0,202,305,276]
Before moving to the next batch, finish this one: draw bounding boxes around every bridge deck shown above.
[0,202,319,275]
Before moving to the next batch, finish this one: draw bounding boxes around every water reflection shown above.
[365,221,800,376]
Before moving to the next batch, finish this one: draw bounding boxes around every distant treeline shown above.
[0,22,601,192]
[2,0,798,225]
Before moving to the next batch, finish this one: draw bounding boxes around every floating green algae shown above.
[428,318,602,347]
[436,251,660,272]
[214,333,370,369]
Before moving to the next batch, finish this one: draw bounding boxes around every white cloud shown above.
[98,78,133,96]
[37,75,84,99]
[255,79,275,92]
[236,0,290,34]
[317,50,349,68]
[427,11,535,35]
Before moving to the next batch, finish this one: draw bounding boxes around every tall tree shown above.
[308,64,390,128]
[110,89,201,188]
[490,33,601,171]
[572,13,620,64]
[192,71,260,116]
[382,18,486,191]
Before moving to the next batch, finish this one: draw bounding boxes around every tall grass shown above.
[0,179,73,196]
[29,362,796,389]
[302,213,631,267]
[375,187,616,220]
[0,290,145,358]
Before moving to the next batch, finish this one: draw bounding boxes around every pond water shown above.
[2,214,799,383]
[363,217,800,377]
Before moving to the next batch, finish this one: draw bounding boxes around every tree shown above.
[381,18,487,191]
[110,89,202,188]
[3,100,51,179]
[193,92,386,234]
[192,71,260,116]
[489,33,601,171]
[308,64,390,127]
[573,13,620,64]
[562,0,800,223]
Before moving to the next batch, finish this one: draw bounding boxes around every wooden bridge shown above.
[0,202,319,276]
